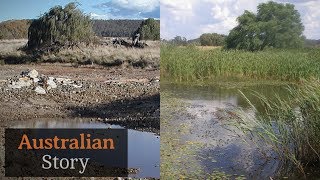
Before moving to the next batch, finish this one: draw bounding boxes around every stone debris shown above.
[7,69,83,94]
[8,77,33,89]
[27,69,39,79]
[33,77,40,83]
[47,77,57,90]
[34,86,46,94]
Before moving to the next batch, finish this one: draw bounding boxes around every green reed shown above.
[161,45,320,82]
[234,80,320,176]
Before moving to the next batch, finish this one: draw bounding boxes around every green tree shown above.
[170,36,187,46]
[200,33,225,46]
[28,2,93,50]
[225,1,304,51]
[138,18,160,40]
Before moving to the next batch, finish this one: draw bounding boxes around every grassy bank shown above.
[234,80,320,176]
[0,39,160,68]
[161,45,320,82]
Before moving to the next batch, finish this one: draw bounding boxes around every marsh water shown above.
[9,119,160,178]
[162,83,318,179]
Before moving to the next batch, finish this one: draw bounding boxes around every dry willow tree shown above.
[27,2,93,51]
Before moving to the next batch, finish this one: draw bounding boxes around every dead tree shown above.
[132,33,140,46]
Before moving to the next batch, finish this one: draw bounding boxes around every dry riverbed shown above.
[0,63,160,179]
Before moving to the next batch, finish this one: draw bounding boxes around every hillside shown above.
[0,19,160,39]
[0,20,31,39]
[93,19,142,37]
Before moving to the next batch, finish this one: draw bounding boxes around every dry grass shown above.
[0,39,27,55]
[0,39,160,68]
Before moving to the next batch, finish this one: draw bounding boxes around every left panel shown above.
[0,0,160,179]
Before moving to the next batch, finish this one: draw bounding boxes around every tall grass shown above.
[234,80,320,175]
[0,39,160,68]
[161,45,320,82]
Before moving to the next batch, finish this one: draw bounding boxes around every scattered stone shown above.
[34,86,46,94]
[27,69,39,79]
[8,77,32,89]
[7,70,83,92]
[72,84,83,88]
[33,77,40,83]
[47,77,57,90]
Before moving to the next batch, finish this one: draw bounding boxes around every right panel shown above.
[160,0,320,179]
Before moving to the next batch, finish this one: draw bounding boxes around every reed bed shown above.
[161,45,320,82]
[234,80,320,176]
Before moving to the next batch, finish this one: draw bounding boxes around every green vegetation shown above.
[0,19,158,39]
[200,33,225,46]
[234,80,320,175]
[225,1,304,51]
[93,19,143,37]
[27,2,93,50]
[160,1,320,178]
[161,45,320,82]
[138,18,160,40]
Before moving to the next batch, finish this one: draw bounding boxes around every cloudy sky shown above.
[161,0,320,40]
[0,0,160,22]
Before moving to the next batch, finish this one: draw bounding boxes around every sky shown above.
[0,0,160,21]
[161,0,320,40]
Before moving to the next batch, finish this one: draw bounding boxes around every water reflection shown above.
[162,83,290,178]
[10,118,160,178]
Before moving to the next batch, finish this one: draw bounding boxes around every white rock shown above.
[55,77,72,85]
[47,77,57,90]
[8,78,32,89]
[27,69,39,79]
[33,78,40,83]
[34,86,46,94]
[72,84,82,88]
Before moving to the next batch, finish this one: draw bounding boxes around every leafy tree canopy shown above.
[225,1,304,51]
[200,33,225,46]
[138,18,160,40]
[28,2,93,49]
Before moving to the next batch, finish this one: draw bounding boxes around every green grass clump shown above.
[234,80,320,176]
[161,45,320,82]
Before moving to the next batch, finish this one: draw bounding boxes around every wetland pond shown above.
[8,118,160,179]
[162,83,320,179]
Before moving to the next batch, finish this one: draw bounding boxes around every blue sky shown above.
[0,0,160,22]
[161,0,320,39]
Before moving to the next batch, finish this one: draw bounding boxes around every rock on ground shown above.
[34,86,46,94]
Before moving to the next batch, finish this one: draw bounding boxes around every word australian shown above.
[18,133,115,150]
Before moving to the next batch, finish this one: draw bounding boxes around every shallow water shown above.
[162,83,295,178]
[10,118,160,178]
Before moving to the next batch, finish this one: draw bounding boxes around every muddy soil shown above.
[0,63,160,179]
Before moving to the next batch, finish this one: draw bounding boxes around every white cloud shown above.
[106,0,159,12]
[90,12,144,20]
[161,0,320,40]
[295,0,320,39]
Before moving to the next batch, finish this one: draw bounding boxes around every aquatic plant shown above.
[161,45,320,82]
[234,80,320,176]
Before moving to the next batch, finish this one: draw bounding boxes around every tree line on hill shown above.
[0,16,159,40]
[0,2,160,55]
[0,20,31,39]
[93,19,142,37]
[163,33,320,48]
[162,34,226,46]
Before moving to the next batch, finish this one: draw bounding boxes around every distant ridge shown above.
[0,19,160,39]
